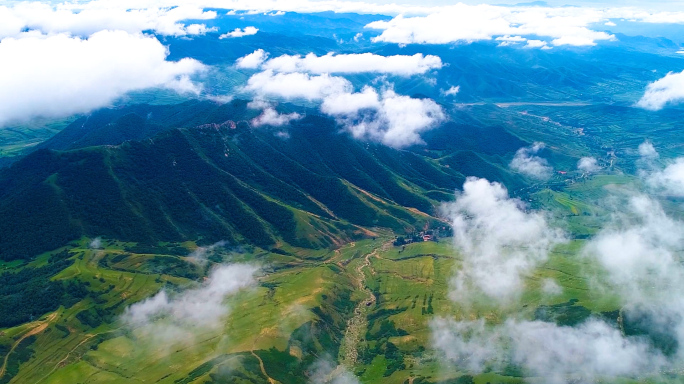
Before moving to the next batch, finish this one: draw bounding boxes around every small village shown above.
[393,224,453,248]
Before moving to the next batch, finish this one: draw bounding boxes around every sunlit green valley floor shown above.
[0,175,676,384]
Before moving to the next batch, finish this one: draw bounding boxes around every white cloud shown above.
[89,237,103,249]
[638,144,684,197]
[46,0,436,21]
[510,142,553,180]
[185,23,217,35]
[206,94,234,104]
[243,70,352,101]
[370,91,443,148]
[639,140,660,159]
[433,176,684,382]
[496,35,526,42]
[321,86,380,115]
[123,263,258,341]
[0,30,205,126]
[322,87,444,148]
[584,196,684,303]
[646,159,684,196]
[188,240,227,264]
[580,196,684,364]
[496,34,526,46]
[219,26,258,39]
[37,0,684,27]
[0,2,217,38]
[605,21,617,26]
[247,98,272,110]
[431,317,666,383]
[577,156,600,173]
[637,70,684,111]
[242,67,444,148]
[251,108,302,127]
[309,357,360,384]
[260,52,442,76]
[541,278,563,295]
[365,4,615,47]
[442,86,460,96]
[525,39,551,49]
[440,177,565,303]
[605,8,684,24]
[3,1,684,49]
[235,49,269,69]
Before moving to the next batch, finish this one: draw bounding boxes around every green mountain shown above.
[0,105,472,261]
[0,101,540,384]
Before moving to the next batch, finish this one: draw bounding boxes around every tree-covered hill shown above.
[0,111,469,261]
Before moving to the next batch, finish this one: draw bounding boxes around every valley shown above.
[0,169,654,383]
[0,96,679,383]
[1,4,684,383]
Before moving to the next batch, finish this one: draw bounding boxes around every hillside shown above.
[0,111,469,261]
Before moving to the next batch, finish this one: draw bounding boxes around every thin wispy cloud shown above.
[123,263,258,344]
[510,142,553,180]
[637,141,684,197]
[577,157,600,173]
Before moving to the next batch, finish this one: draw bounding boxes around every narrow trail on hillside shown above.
[0,312,58,379]
[251,333,279,384]
[35,329,117,384]
[251,350,278,384]
[330,241,391,380]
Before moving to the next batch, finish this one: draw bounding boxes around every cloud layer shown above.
[0,2,217,38]
[4,1,684,48]
[365,4,615,47]
[0,30,204,126]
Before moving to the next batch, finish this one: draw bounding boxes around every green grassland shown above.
[0,117,75,158]
[0,156,678,384]
[0,228,654,384]
[1,99,682,383]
